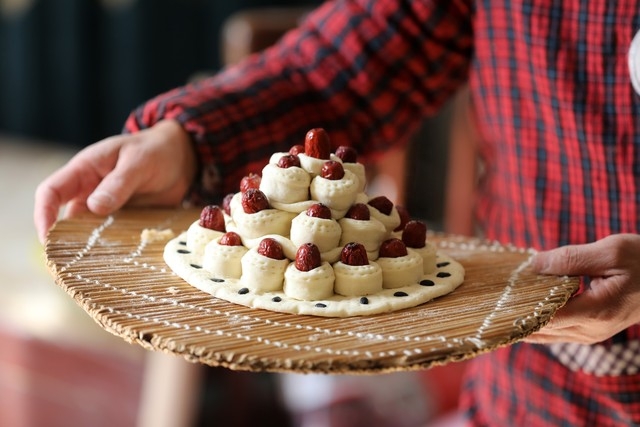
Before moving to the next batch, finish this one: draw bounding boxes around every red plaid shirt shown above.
[125,0,640,425]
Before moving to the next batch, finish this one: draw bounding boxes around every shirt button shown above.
[629,29,640,95]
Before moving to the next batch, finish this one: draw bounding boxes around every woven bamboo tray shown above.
[45,208,578,374]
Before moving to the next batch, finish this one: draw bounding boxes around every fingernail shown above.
[530,252,549,273]
[88,191,114,212]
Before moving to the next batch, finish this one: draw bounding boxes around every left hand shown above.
[34,120,196,244]
[525,233,640,344]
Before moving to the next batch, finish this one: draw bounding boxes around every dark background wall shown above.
[0,0,451,224]
[0,0,320,147]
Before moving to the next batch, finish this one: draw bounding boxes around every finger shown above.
[523,316,591,344]
[524,325,599,344]
[34,137,125,243]
[530,241,616,277]
[64,198,92,219]
[34,184,62,244]
[523,332,571,344]
[87,152,148,215]
[34,165,88,244]
[524,286,629,345]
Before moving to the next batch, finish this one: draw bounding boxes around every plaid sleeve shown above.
[123,0,473,204]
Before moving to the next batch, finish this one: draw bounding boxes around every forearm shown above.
[124,0,473,203]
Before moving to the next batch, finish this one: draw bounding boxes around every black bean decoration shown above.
[437,261,450,268]
[315,303,327,308]
[238,287,249,295]
[272,296,282,302]
[394,291,408,297]
[420,279,435,287]
[436,272,451,278]
[179,241,187,245]
[210,278,225,283]
[190,264,202,269]
[177,249,190,254]
[360,297,369,305]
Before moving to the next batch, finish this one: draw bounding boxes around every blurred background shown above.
[0,0,323,147]
[0,0,472,426]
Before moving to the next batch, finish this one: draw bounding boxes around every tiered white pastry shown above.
[260,154,310,204]
[367,196,402,233]
[333,242,383,296]
[333,145,366,193]
[289,203,342,262]
[338,203,387,260]
[185,128,438,301]
[239,237,290,292]
[203,231,248,279]
[309,160,360,214]
[186,205,226,253]
[375,238,424,288]
[283,243,335,301]
[228,189,296,242]
[402,220,437,274]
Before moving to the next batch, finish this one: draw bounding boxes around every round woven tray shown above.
[45,208,578,374]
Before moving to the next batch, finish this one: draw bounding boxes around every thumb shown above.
[530,241,610,277]
[87,158,145,215]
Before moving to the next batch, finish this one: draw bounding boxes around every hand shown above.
[525,234,640,344]
[34,120,197,244]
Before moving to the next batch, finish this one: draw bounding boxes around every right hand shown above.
[525,234,640,345]
[34,120,197,244]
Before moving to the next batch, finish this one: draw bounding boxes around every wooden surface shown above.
[45,208,579,374]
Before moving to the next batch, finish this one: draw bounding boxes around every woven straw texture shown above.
[45,208,579,374]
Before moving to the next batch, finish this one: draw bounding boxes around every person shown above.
[34,0,640,425]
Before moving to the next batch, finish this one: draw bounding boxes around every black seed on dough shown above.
[272,296,282,302]
[437,261,450,268]
[177,249,190,254]
[436,272,451,278]
[238,287,249,295]
[190,264,202,269]
[360,297,369,305]
[315,303,327,308]
[394,291,408,297]
[179,241,187,245]
[420,279,435,287]
[210,278,225,283]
